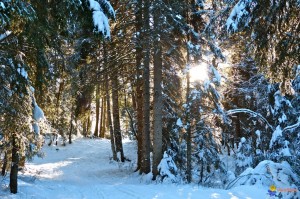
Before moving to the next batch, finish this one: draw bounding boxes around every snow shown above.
[17,67,28,79]
[0,2,5,9]
[269,125,282,148]
[157,152,178,183]
[33,103,45,122]
[226,0,257,33]
[0,138,273,199]
[92,10,110,37]
[88,0,113,38]
[176,118,183,127]
[229,160,300,199]
[0,31,11,41]
[255,130,261,147]
[280,140,292,156]
[211,66,221,84]
[226,1,247,32]
[255,130,260,137]
[226,108,274,131]
[279,113,287,123]
[240,137,246,143]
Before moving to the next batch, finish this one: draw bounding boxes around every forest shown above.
[0,0,300,198]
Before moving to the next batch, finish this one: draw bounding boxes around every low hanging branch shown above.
[0,31,12,43]
[226,108,275,131]
[282,117,300,134]
[226,109,300,135]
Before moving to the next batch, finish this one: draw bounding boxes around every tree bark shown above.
[94,84,100,137]
[140,0,151,174]
[100,96,106,138]
[10,134,19,194]
[186,70,192,183]
[106,77,117,161]
[112,72,125,162]
[135,0,144,172]
[87,111,92,137]
[152,2,163,180]
[82,120,87,137]
[1,153,7,176]
[69,115,73,144]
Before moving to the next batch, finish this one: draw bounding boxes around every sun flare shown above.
[189,63,209,82]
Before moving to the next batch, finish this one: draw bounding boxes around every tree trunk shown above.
[99,98,103,138]
[100,97,106,138]
[140,0,151,174]
[69,121,73,144]
[131,83,137,113]
[152,2,163,180]
[186,69,192,183]
[83,120,87,137]
[112,72,125,162]
[106,74,117,161]
[87,112,91,137]
[94,84,100,137]
[69,112,74,144]
[35,49,46,107]
[135,0,143,172]
[1,152,7,176]
[10,134,19,194]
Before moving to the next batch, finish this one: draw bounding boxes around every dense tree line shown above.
[1,0,299,194]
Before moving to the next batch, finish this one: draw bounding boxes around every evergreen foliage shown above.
[0,0,300,194]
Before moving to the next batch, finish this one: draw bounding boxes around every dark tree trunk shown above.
[83,120,87,137]
[106,74,117,161]
[94,84,100,137]
[10,135,19,194]
[135,0,143,172]
[152,2,163,180]
[87,113,91,137]
[69,120,73,144]
[1,153,7,176]
[140,0,151,174]
[112,72,125,162]
[100,97,106,138]
[131,83,137,113]
[35,49,46,107]
[69,112,74,144]
[99,98,103,138]
[186,70,192,183]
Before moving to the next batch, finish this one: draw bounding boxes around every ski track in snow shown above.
[0,138,268,199]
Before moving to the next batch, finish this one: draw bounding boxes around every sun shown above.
[189,63,209,82]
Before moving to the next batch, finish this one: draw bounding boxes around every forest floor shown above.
[0,137,268,199]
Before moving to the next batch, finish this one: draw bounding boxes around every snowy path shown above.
[0,138,268,199]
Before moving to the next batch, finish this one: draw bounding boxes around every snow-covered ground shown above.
[1,138,271,199]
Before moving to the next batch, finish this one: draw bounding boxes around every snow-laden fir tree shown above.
[0,55,44,193]
[235,137,253,175]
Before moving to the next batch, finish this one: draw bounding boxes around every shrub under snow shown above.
[157,151,178,183]
[227,160,300,199]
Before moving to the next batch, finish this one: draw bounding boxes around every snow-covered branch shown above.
[226,0,257,33]
[226,108,274,131]
[0,31,12,42]
[87,0,115,38]
[227,108,300,134]
[282,117,300,133]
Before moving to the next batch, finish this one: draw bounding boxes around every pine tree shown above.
[236,137,253,175]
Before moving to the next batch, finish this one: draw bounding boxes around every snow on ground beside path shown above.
[1,138,268,199]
